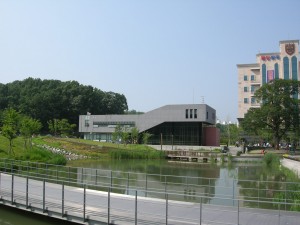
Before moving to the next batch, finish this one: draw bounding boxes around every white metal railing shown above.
[1,172,300,225]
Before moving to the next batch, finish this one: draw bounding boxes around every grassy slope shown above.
[0,135,66,164]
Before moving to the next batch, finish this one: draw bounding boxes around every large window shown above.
[284,57,289,80]
[244,87,248,92]
[244,98,248,104]
[275,63,279,79]
[292,56,298,80]
[262,64,266,84]
[251,75,255,81]
[244,75,248,81]
[93,121,135,128]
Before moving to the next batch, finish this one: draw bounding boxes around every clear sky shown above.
[1,0,300,122]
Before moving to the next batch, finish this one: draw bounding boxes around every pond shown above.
[1,158,299,225]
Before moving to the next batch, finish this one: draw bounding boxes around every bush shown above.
[236,151,242,156]
[263,152,280,167]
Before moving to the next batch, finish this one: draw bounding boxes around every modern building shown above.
[78,104,220,146]
[237,40,299,122]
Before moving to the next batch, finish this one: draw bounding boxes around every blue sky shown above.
[1,0,300,122]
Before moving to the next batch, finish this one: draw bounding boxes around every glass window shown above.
[185,109,188,119]
[251,97,255,104]
[244,98,248,104]
[194,109,197,119]
[292,56,298,80]
[251,86,255,93]
[262,64,266,84]
[251,75,255,81]
[275,63,279,79]
[284,57,289,80]
[244,75,248,81]
[190,109,193,118]
[244,87,248,92]
[206,111,208,119]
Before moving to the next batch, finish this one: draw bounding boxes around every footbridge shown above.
[0,159,299,225]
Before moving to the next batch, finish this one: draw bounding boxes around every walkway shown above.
[0,173,299,225]
[281,158,300,178]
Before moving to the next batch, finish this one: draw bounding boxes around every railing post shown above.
[127,172,130,195]
[81,167,84,184]
[45,164,48,180]
[278,201,281,225]
[165,175,167,195]
[83,184,86,222]
[233,179,235,206]
[95,169,97,185]
[11,174,14,204]
[237,199,239,225]
[27,161,29,176]
[43,179,46,212]
[26,177,29,208]
[56,166,58,183]
[62,182,64,217]
[258,180,260,208]
[11,160,13,174]
[110,170,113,188]
[135,190,137,225]
[200,197,202,225]
[68,167,70,185]
[166,193,168,225]
[145,174,148,197]
[108,187,111,225]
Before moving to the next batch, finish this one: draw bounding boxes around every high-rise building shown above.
[237,40,299,122]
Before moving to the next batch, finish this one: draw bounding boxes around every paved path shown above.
[0,173,299,225]
[281,158,300,178]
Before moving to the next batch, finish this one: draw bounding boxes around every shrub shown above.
[263,153,280,167]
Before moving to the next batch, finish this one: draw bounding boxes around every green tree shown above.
[142,132,152,145]
[1,108,20,155]
[241,79,300,149]
[122,129,130,146]
[48,119,76,137]
[112,124,122,144]
[20,116,42,149]
[131,127,139,144]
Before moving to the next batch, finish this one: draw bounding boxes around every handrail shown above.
[0,158,300,210]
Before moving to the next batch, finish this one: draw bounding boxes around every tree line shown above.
[0,77,128,133]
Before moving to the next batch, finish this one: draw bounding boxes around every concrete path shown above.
[0,173,300,225]
[281,158,300,178]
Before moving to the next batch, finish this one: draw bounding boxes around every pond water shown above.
[1,159,298,225]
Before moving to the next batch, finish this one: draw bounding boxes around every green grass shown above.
[0,135,67,165]
[109,149,166,160]
[32,136,163,160]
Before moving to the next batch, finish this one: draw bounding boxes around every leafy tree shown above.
[20,116,42,149]
[1,108,20,155]
[121,129,130,145]
[48,119,59,136]
[112,124,122,144]
[142,132,153,145]
[0,78,128,132]
[241,79,300,149]
[131,127,139,144]
[48,119,76,137]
